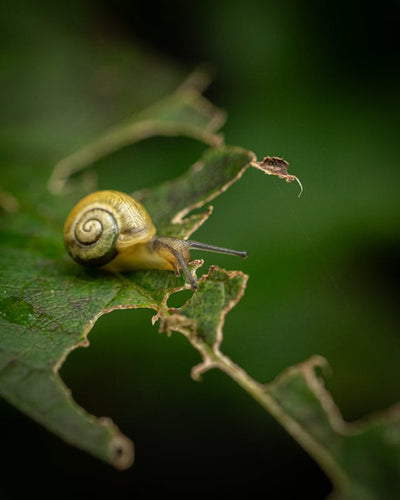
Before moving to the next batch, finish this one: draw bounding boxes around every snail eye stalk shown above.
[188,240,247,259]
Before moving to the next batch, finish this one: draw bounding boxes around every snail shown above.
[63,190,247,290]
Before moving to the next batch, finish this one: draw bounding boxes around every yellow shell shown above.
[64,189,247,289]
[63,190,156,267]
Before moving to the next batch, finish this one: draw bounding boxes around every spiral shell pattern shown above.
[70,207,119,266]
[63,190,156,268]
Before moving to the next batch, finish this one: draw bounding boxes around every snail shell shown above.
[64,190,247,289]
[63,190,156,267]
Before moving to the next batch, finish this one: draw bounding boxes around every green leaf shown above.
[160,272,400,500]
[2,70,399,500]
[0,76,299,468]
[265,357,400,500]
[47,71,227,195]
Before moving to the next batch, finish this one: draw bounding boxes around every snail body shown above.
[63,190,247,290]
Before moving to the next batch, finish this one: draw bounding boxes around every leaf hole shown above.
[166,288,194,309]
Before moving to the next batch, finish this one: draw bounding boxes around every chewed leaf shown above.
[160,280,400,500]
[0,79,233,468]
[159,266,247,376]
[154,260,400,499]
[136,146,255,233]
[0,69,298,469]
[253,156,303,196]
[47,71,226,195]
[2,60,398,499]
[137,147,302,238]
[266,357,400,500]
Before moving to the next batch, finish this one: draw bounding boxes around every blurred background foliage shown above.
[0,0,399,498]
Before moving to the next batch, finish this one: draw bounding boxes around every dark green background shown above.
[1,1,399,498]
